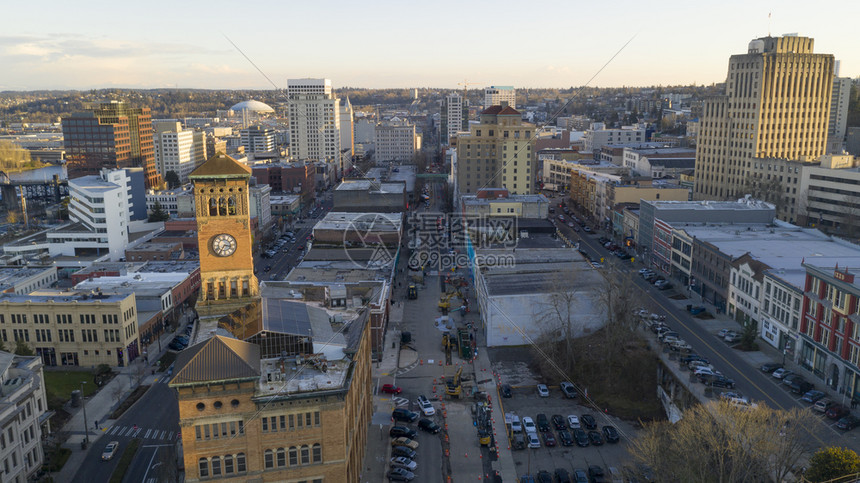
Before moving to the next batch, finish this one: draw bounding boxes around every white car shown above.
[522,416,537,434]
[416,395,435,416]
[537,384,550,397]
[101,441,119,461]
[772,368,792,379]
[527,431,541,448]
[717,328,733,338]
[567,415,581,429]
[390,456,417,471]
[510,415,522,433]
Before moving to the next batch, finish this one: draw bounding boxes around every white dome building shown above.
[230,100,275,113]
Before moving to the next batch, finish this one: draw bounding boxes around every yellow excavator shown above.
[407,285,417,299]
[438,290,464,312]
[445,366,463,398]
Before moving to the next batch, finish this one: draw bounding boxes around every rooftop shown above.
[477,248,602,296]
[0,290,131,304]
[69,176,121,193]
[313,212,402,232]
[0,266,55,290]
[127,242,182,253]
[189,153,251,179]
[461,193,549,205]
[335,179,406,194]
[647,199,775,211]
[365,166,416,192]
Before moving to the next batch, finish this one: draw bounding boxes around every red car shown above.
[826,405,850,420]
[381,384,402,394]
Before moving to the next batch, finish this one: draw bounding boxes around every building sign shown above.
[835,269,855,284]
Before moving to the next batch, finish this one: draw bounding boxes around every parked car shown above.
[581,414,597,430]
[555,468,573,483]
[522,416,537,434]
[574,428,589,447]
[500,384,512,398]
[390,456,417,471]
[536,471,553,483]
[567,415,581,429]
[789,379,814,394]
[572,468,589,483]
[760,362,784,373]
[416,395,435,416]
[390,437,419,450]
[389,426,417,439]
[552,414,567,430]
[772,368,793,379]
[387,467,415,481]
[542,431,557,447]
[509,414,522,433]
[527,431,541,448]
[588,465,607,483]
[560,381,577,398]
[837,415,860,431]
[391,446,416,460]
[418,418,440,434]
[782,373,802,386]
[381,384,402,394]
[602,425,620,444]
[724,332,742,343]
[655,280,673,290]
[392,408,419,423]
[537,384,550,397]
[801,390,826,404]
[536,413,550,432]
[588,430,604,446]
[558,429,574,446]
[813,398,837,414]
[101,441,119,461]
[709,377,736,389]
[826,405,851,420]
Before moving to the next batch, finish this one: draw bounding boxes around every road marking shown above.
[144,429,152,439]
[168,431,174,439]
[140,446,159,483]
[133,428,142,437]
[161,430,167,440]
[108,426,119,435]
[125,427,136,437]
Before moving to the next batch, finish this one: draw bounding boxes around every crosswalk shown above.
[104,425,179,441]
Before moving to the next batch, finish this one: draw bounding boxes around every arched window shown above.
[288,446,298,466]
[198,458,209,478]
[228,196,237,215]
[218,197,228,216]
[211,456,222,476]
[276,447,286,467]
[224,454,234,475]
[312,443,322,463]
[208,198,217,216]
[264,449,273,469]
[300,445,310,465]
[237,453,246,473]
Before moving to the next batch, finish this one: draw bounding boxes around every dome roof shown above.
[230,100,275,113]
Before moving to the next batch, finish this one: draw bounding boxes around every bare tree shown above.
[112,384,125,405]
[594,259,643,387]
[535,269,581,373]
[630,400,820,482]
[838,194,860,240]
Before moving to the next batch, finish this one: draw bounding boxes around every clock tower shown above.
[189,154,259,312]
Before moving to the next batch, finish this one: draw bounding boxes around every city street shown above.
[71,378,180,483]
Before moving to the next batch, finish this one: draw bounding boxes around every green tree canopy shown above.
[13,339,34,356]
[164,171,181,189]
[148,200,170,222]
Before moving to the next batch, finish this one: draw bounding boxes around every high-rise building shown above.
[240,125,277,154]
[153,121,207,184]
[441,93,469,146]
[287,79,343,178]
[62,100,162,189]
[694,35,835,200]
[374,120,419,163]
[456,106,536,195]
[828,75,851,153]
[339,97,354,158]
[484,86,516,109]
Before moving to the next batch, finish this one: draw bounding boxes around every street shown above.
[71,377,180,483]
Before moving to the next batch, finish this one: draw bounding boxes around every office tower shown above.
[828,73,851,153]
[374,120,419,163]
[484,86,516,109]
[287,78,343,177]
[62,100,162,189]
[456,106,536,195]
[339,96,354,158]
[153,121,207,184]
[694,35,834,200]
[240,125,277,154]
[441,93,469,146]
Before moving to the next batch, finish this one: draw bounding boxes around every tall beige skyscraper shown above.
[694,35,835,200]
[287,78,343,174]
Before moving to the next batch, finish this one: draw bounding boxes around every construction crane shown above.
[457,79,480,105]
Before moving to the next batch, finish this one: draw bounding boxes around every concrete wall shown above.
[485,292,604,347]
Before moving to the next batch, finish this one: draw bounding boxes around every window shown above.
[224,455,234,475]
[195,426,202,440]
[237,453,246,473]
[312,443,322,463]
[289,446,298,466]
[277,448,286,467]
[314,411,321,426]
[198,458,209,478]
[262,418,268,432]
[264,449,273,469]
[301,445,310,465]
[211,456,221,476]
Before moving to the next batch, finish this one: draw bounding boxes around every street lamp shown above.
[80,381,89,447]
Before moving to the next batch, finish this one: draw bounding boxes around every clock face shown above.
[211,234,237,257]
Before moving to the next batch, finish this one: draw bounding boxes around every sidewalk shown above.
[48,309,194,483]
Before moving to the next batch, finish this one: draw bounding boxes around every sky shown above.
[1,0,858,91]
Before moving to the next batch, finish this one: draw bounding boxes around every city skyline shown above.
[2,0,859,91]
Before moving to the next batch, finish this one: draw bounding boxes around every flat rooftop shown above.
[648,199,774,211]
[0,266,54,288]
[140,260,199,273]
[314,212,402,232]
[335,179,405,194]
[286,263,389,283]
[0,290,131,304]
[69,175,121,193]
[683,224,860,274]
[365,166,416,192]
[127,242,181,253]
[461,194,549,205]
[477,248,601,296]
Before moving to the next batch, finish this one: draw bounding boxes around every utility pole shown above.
[80,381,89,447]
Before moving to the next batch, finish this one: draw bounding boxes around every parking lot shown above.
[496,384,638,480]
